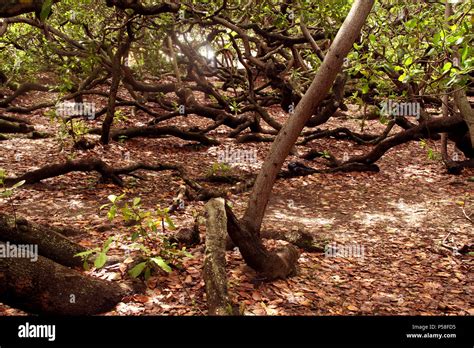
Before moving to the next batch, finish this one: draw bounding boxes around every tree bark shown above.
[225,204,299,280]
[203,198,232,315]
[4,158,124,186]
[348,115,465,165]
[0,119,34,133]
[0,213,86,268]
[101,25,128,145]
[104,126,219,146]
[0,242,126,315]
[454,89,474,148]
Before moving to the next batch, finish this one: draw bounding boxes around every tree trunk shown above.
[101,24,128,145]
[454,89,474,148]
[241,0,375,234]
[0,213,86,268]
[203,198,233,315]
[447,1,474,150]
[0,242,126,315]
[226,204,299,280]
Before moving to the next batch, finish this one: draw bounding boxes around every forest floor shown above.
[0,92,473,316]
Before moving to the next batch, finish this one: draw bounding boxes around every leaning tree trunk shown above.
[101,24,129,145]
[0,242,126,315]
[0,213,86,268]
[225,0,375,280]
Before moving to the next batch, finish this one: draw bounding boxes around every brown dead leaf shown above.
[133,294,149,304]
[347,305,359,311]
[252,291,262,301]
[436,272,451,278]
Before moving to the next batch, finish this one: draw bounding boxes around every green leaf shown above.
[151,257,172,273]
[94,252,107,269]
[133,197,141,207]
[129,262,147,278]
[361,83,369,94]
[1,189,12,198]
[461,45,469,62]
[393,65,404,72]
[404,57,413,67]
[181,248,194,258]
[404,18,417,29]
[369,34,376,45]
[165,216,176,230]
[144,267,151,281]
[121,205,133,220]
[442,62,452,72]
[102,237,114,253]
[108,205,117,221]
[40,0,53,21]
[398,72,409,83]
[99,203,110,210]
[74,249,97,258]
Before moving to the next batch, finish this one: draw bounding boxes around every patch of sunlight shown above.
[388,198,428,226]
[68,199,85,209]
[358,212,398,226]
[272,211,335,226]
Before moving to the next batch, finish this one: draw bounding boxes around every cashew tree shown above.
[226,0,376,280]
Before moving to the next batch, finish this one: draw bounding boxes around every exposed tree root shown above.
[261,229,325,253]
[90,126,219,146]
[0,118,34,133]
[0,213,86,268]
[300,121,395,145]
[3,159,198,188]
[225,204,299,280]
[0,243,127,315]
